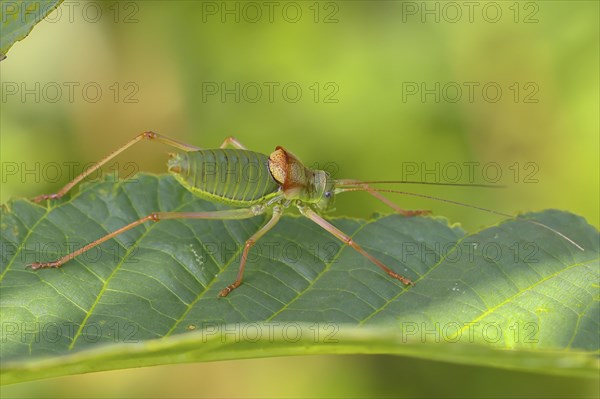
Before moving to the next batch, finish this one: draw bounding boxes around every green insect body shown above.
[168,149,280,206]
[168,146,336,212]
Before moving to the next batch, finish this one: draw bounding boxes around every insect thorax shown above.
[267,147,336,211]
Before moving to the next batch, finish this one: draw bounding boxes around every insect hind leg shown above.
[28,207,263,272]
[31,131,201,203]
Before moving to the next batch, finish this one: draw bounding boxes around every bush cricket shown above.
[28,132,583,297]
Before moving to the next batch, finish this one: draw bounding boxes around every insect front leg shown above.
[297,204,415,286]
[31,131,201,203]
[336,179,430,216]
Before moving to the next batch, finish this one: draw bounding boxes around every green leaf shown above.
[1,174,598,384]
[0,0,63,58]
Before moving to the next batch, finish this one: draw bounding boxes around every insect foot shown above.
[218,282,241,298]
[27,261,61,270]
[387,271,415,286]
[31,193,61,203]
[402,209,431,217]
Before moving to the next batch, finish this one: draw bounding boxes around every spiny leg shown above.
[220,136,247,150]
[337,179,430,216]
[297,205,414,286]
[219,206,283,297]
[28,207,265,270]
[32,131,201,203]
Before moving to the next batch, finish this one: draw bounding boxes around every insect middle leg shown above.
[219,136,247,150]
[337,179,430,216]
[297,205,415,286]
[32,131,201,203]
[218,205,283,297]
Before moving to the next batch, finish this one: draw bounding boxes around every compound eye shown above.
[324,191,332,198]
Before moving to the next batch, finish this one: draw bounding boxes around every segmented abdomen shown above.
[169,149,280,205]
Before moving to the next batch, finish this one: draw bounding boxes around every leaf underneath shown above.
[1,174,598,383]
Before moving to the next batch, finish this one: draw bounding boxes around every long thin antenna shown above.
[335,186,584,251]
[337,180,505,189]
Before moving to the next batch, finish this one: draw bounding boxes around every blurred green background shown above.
[1,0,598,397]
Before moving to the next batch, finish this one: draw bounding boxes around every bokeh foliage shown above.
[1,1,598,397]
